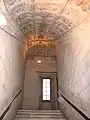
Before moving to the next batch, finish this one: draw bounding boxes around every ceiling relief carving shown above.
[75,0,90,12]
[3,0,88,40]
[4,0,16,6]
[26,35,56,57]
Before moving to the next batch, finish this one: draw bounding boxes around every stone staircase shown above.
[14,110,66,120]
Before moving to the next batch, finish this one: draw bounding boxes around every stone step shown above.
[17,112,62,115]
[16,114,64,118]
[14,118,66,120]
[17,110,60,113]
[15,116,64,118]
[14,110,66,120]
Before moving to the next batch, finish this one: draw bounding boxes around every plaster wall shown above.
[0,24,25,120]
[56,17,90,120]
[23,56,57,109]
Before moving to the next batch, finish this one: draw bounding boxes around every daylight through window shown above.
[42,78,50,100]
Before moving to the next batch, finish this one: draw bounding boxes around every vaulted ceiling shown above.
[1,0,90,41]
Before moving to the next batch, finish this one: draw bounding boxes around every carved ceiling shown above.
[26,35,56,57]
[1,0,90,40]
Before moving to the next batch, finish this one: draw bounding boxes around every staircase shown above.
[14,110,66,120]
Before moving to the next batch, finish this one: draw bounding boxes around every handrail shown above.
[58,91,90,120]
[0,89,23,120]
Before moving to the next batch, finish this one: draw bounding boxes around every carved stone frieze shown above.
[28,41,56,57]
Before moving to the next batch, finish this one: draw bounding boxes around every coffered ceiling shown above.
[1,0,90,41]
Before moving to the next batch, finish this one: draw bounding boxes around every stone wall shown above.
[56,17,90,120]
[23,56,57,109]
[0,23,25,120]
